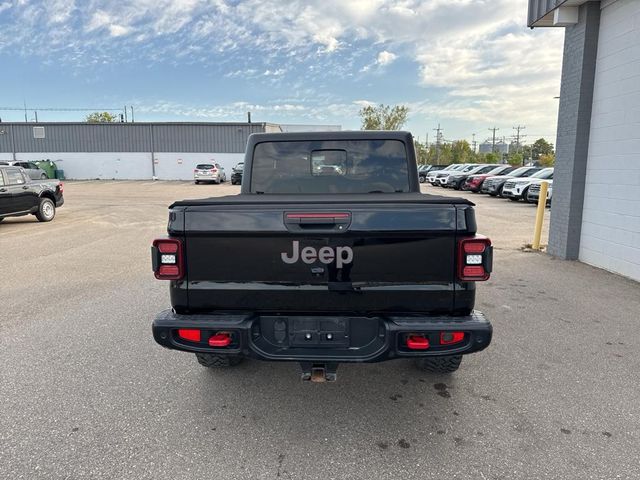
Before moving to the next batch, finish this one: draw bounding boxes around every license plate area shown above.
[290,317,349,348]
[258,316,349,348]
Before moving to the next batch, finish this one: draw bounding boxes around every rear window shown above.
[250,140,409,194]
[196,164,214,169]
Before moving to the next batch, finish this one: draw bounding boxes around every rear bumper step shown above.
[152,310,492,363]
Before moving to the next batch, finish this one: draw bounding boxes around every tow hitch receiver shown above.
[300,362,339,382]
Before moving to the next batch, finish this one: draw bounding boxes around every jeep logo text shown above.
[281,241,353,268]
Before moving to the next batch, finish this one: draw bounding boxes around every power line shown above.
[488,127,499,153]
[433,123,444,164]
[512,125,527,166]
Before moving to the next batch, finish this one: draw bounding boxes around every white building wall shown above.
[580,0,640,281]
[4,152,244,180]
[153,153,244,180]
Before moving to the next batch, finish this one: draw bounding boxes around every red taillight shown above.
[209,333,231,347]
[178,329,201,342]
[406,335,430,350]
[440,331,465,345]
[458,236,492,281]
[159,265,180,276]
[157,241,178,254]
[152,238,184,280]
[194,169,198,172]
[210,168,217,172]
[285,213,350,219]
[58,182,64,193]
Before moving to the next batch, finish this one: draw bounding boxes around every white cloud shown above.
[0,0,565,137]
[376,50,396,66]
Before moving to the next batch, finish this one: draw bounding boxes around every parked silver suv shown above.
[194,163,226,184]
[0,161,48,180]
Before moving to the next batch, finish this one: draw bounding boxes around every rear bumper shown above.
[194,174,220,181]
[56,196,64,207]
[152,310,492,363]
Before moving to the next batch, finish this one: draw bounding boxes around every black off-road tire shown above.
[415,355,462,373]
[195,180,200,184]
[419,176,426,183]
[35,197,55,222]
[40,173,48,179]
[196,353,243,368]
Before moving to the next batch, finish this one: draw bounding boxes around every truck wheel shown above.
[196,353,243,368]
[419,176,426,183]
[41,173,48,179]
[415,355,462,373]
[35,198,56,222]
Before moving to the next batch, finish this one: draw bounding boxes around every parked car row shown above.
[423,163,554,205]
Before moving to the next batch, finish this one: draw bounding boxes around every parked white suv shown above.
[426,164,465,186]
[502,168,554,201]
[526,180,553,205]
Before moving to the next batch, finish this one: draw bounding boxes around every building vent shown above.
[33,126,45,139]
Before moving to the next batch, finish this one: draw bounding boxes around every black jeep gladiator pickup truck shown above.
[152,131,493,381]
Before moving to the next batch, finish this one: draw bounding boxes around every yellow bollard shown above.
[532,181,549,250]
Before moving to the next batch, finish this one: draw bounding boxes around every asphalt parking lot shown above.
[1,181,639,479]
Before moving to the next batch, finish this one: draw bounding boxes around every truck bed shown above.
[167,193,477,316]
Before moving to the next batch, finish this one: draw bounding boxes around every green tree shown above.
[450,140,473,164]
[508,153,523,166]
[531,138,554,158]
[414,140,428,164]
[85,112,117,123]
[359,104,409,130]
[474,152,500,164]
[539,153,555,167]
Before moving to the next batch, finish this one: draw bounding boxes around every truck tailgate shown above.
[176,199,470,314]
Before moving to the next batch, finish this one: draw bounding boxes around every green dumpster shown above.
[36,160,57,179]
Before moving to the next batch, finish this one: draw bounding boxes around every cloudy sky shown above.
[0,0,564,144]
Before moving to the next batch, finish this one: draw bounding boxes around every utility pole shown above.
[512,125,526,165]
[34,111,38,122]
[130,106,135,122]
[489,127,499,153]
[23,100,28,122]
[472,133,477,153]
[434,124,443,165]
[124,105,128,122]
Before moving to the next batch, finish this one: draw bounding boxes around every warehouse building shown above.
[0,122,338,180]
[529,0,640,282]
